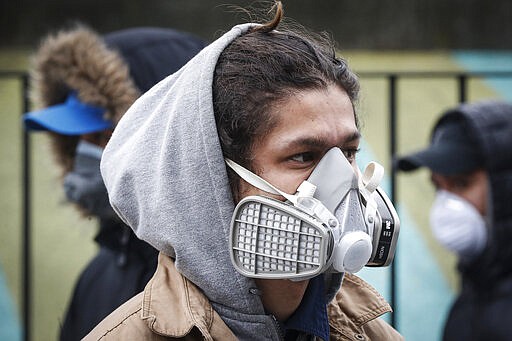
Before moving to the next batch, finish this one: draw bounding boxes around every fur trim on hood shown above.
[30,25,139,174]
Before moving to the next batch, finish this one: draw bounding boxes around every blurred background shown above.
[1,1,511,340]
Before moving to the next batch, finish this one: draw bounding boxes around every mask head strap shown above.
[225,158,307,205]
[357,162,384,230]
[225,158,338,228]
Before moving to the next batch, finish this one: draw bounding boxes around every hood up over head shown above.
[440,101,512,289]
[101,23,344,339]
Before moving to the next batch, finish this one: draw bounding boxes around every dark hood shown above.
[104,27,207,94]
[438,101,512,289]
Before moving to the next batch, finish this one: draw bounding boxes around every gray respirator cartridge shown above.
[230,196,334,279]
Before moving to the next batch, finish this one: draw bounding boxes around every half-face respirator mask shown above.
[226,147,399,280]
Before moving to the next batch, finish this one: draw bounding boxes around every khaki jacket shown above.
[84,253,403,341]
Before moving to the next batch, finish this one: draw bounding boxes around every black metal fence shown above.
[358,70,512,328]
[1,70,30,341]
[3,69,512,341]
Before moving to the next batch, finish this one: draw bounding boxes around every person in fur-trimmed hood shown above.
[23,25,206,340]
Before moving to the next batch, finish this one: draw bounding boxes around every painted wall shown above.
[2,0,512,49]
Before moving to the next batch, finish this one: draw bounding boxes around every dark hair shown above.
[213,1,360,196]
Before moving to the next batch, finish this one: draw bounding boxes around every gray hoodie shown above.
[101,23,341,340]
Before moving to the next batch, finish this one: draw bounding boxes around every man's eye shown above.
[290,152,315,163]
[342,148,360,163]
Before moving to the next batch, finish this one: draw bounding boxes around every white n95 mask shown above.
[226,147,400,280]
[430,190,487,261]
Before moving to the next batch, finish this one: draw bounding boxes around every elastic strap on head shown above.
[225,158,298,204]
[357,162,384,231]
[361,161,384,193]
[225,158,338,229]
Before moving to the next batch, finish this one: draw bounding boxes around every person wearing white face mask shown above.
[396,100,512,341]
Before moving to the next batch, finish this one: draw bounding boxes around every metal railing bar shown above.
[0,71,27,78]
[458,75,467,103]
[21,73,31,341]
[388,75,398,328]
[359,71,512,79]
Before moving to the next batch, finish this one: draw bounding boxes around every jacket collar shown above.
[141,253,236,339]
[143,254,392,339]
[329,273,392,329]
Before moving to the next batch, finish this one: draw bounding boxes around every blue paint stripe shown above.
[453,51,512,101]
[0,266,21,341]
[357,140,453,341]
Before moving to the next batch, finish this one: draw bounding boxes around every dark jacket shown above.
[30,26,206,341]
[438,101,512,341]
[60,219,158,341]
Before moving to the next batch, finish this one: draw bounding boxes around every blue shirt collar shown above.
[283,275,330,341]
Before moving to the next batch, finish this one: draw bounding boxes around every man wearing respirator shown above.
[86,3,403,340]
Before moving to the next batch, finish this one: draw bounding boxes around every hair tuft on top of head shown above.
[252,1,283,33]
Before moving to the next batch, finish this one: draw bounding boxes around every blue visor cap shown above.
[23,94,112,135]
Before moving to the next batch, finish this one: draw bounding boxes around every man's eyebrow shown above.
[344,131,362,144]
[281,131,361,150]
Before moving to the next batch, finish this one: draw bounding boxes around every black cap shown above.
[396,119,482,175]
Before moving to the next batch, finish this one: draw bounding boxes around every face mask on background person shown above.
[63,140,118,220]
[430,189,487,261]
